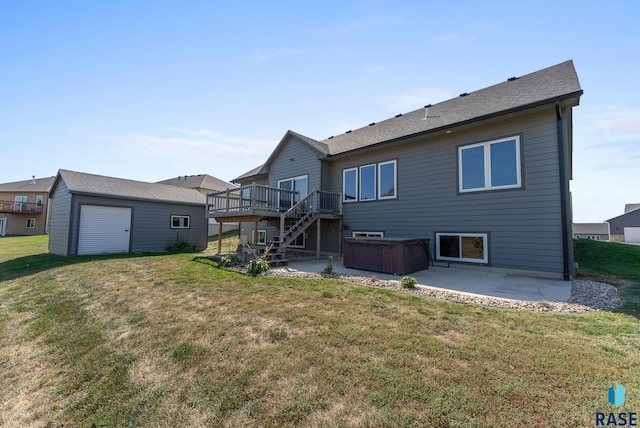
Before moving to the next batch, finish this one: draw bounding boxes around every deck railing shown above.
[207,184,300,214]
[207,184,341,217]
[0,200,43,214]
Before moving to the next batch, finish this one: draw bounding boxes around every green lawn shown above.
[1,236,639,427]
[574,239,640,317]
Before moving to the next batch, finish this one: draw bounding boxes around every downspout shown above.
[555,100,572,280]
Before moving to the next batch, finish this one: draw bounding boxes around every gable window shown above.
[257,230,267,245]
[343,168,358,202]
[171,215,190,229]
[26,218,36,228]
[436,233,488,263]
[359,165,376,201]
[378,160,397,199]
[459,136,521,192]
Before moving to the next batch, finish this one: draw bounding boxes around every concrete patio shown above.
[271,256,573,302]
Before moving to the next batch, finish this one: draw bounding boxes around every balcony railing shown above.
[207,184,341,218]
[0,200,43,214]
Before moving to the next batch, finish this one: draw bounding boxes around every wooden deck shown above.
[207,184,342,257]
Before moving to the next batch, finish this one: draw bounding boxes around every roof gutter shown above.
[555,100,572,280]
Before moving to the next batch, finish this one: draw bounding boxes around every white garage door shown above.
[78,205,131,255]
[624,227,640,243]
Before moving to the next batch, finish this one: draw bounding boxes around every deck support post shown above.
[218,222,223,254]
[316,218,321,259]
[253,219,259,246]
[338,217,343,256]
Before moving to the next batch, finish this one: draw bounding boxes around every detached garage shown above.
[49,169,207,256]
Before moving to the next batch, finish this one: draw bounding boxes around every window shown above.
[257,230,267,245]
[378,160,397,199]
[171,215,190,229]
[352,231,384,238]
[14,196,27,211]
[359,164,376,201]
[36,195,43,207]
[278,175,308,210]
[436,233,488,263]
[343,159,397,202]
[26,218,36,228]
[343,168,358,202]
[459,136,521,192]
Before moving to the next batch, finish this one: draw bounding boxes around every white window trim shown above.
[436,233,488,264]
[358,164,377,201]
[342,168,358,203]
[26,218,36,228]
[352,231,384,238]
[257,229,267,245]
[36,195,44,207]
[458,136,521,193]
[377,160,397,200]
[170,215,190,229]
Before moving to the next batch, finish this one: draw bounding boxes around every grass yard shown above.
[574,239,640,318]
[1,236,639,427]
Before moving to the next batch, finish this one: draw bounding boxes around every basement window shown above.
[352,231,384,238]
[171,215,190,229]
[257,230,267,245]
[436,233,488,263]
[26,218,36,228]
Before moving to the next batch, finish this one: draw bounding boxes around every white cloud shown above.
[98,128,276,160]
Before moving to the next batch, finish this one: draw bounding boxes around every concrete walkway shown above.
[273,257,572,302]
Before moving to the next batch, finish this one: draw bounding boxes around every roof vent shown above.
[395,114,403,118]
[346,130,352,133]
[328,136,334,139]
[423,104,432,120]
[32,175,36,184]
[508,76,519,81]
[369,122,375,126]
[459,92,469,97]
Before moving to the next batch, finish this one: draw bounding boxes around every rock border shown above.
[264,270,622,314]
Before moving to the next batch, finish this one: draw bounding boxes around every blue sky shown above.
[1,1,638,222]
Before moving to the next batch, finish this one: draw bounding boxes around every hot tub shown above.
[343,237,430,275]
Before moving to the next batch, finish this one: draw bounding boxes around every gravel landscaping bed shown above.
[263,269,622,313]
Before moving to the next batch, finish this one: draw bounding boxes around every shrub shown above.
[218,254,242,268]
[323,256,334,274]
[400,276,417,289]
[165,240,196,253]
[247,258,270,277]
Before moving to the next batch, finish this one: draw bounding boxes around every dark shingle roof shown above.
[56,170,205,205]
[232,60,582,182]
[0,176,55,192]
[232,164,266,183]
[156,174,233,192]
[322,60,582,156]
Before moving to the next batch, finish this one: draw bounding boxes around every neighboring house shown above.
[0,176,55,236]
[48,170,207,255]
[208,60,582,279]
[572,223,610,241]
[607,204,640,243]
[157,174,238,236]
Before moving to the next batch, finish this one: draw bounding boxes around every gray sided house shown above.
[49,170,207,256]
[208,60,582,279]
[607,205,640,243]
[572,223,610,241]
